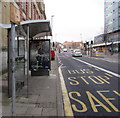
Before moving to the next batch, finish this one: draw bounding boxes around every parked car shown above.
[72,49,82,57]
[63,48,67,52]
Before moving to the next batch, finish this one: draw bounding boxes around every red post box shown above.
[51,50,55,60]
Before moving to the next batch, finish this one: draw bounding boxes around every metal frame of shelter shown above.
[0,20,52,116]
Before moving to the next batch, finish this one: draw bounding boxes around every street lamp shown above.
[51,15,55,30]
[51,15,55,44]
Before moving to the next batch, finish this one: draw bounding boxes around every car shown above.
[63,48,67,52]
[69,49,73,51]
[72,49,82,57]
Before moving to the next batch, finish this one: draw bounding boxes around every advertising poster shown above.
[29,39,50,70]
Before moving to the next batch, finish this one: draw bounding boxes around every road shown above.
[57,51,120,117]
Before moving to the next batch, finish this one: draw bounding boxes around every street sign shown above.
[10,3,20,24]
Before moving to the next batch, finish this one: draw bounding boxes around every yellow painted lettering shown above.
[80,69,85,73]
[104,76,110,80]
[97,91,119,112]
[68,70,76,74]
[83,69,94,74]
[88,76,104,84]
[98,76,110,84]
[69,92,87,112]
[113,91,120,96]
[86,91,111,112]
[75,70,85,74]
[95,68,100,71]
[80,76,89,85]
[104,73,113,77]
[68,77,79,85]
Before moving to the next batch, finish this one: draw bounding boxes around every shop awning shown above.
[0,20,52,38]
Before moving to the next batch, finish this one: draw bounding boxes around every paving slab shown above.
[2,58,64,116]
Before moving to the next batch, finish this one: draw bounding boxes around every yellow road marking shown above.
[98,76,110,84]
[69,92,87,112]
[59,67,74,116]
[86,91,111,112]
[88,65,93,68]
[81,76,89,85]
[88,76,104,84]
[97,91,119,112]
[68,70,76,74]
[95,68,100,71]
[68,77,79,85]
[79,69,85,73]
[113,91,120,96]
[104,76,110,80]
[105,73,113,77]
[73,57,120,78]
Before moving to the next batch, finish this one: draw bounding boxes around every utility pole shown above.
[104,34,107,55]
[90,40,93,57]
[86,42,89,55]
[9,3,20,116]
[27,25,29,98]
[11,22,16,116]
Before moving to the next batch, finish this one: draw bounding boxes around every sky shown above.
[44,0,104,43]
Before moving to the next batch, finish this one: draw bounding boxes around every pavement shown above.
[83,53,120,63]
[1,56,64,117]
[1,52,119,117]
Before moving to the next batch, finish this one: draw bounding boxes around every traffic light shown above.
[86,42,89,45]
[91,41,93,44]
[53,42,55,47]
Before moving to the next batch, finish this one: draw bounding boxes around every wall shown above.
[0,1,46,74]
[0,2,10,74]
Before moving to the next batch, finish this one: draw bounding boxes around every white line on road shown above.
[72,57,120,78]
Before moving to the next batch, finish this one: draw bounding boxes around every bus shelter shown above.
[0,20,52,97]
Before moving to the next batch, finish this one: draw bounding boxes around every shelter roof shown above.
[0,20,52,38]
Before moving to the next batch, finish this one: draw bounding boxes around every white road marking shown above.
[72,57,120,78]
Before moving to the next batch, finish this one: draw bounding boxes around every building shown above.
[93,0,120,54]
[63,41,84,50]
[93,34,105,53]
[104,0,120,34]
[104,0,120,53]
[0,1,46,73]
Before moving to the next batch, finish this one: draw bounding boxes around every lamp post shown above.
[51,15,55,30]
[51,15,55,48]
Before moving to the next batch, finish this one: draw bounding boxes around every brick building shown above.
[0,1,46,73]
[63,41,84,50]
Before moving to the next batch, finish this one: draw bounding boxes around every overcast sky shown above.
[44,0,104,43]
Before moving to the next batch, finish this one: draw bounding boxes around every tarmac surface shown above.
[1,52,119,117]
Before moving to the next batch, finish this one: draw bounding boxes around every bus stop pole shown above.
[27,25,29,98]
[11,22,16,116]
